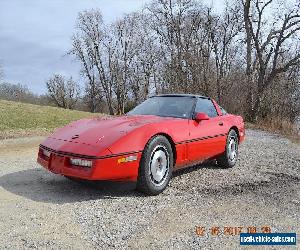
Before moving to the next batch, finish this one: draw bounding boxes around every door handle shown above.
[218,121,224,126]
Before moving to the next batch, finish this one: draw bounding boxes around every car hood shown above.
[49,115,167,149]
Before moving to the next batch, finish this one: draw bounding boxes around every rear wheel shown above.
[216,129,238,168]
[136,135,173,195]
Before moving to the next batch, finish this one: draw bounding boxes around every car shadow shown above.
[0,168,141,204]
[173,160,223,177]
[0,161,220,204]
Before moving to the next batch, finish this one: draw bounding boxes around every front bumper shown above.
[37,146,141,181]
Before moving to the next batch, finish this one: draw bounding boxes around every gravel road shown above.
[0,129,299,249]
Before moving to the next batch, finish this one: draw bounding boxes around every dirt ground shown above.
[0,130,299,249]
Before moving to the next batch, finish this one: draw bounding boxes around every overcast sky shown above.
[0,0,223,94]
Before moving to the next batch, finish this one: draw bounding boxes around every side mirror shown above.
[194,112,210,122]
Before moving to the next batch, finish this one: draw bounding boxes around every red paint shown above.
[37,99,245,182]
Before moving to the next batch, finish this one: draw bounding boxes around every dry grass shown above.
[246,117,300,143]
[0,100,101,139]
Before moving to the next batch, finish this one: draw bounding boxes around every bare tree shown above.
[109,14,139,114]
[0,82,33,102]
[46,74,80,109]
[69,10,115,114]
[68,0,299,126]
[146,0,202,92]
[70,34,100,112]
[76,10,114,114]
[210,3,243,104]
[242,0,300,121]
[120,12,160,105]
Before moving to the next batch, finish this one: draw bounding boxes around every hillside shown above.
[0,100,101,139]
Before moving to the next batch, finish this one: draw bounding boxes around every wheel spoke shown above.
[228,137,237,161]
[149,146,169,184]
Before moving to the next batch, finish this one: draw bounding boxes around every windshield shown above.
[128,96,196,119]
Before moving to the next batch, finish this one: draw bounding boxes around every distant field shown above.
[0,100,101,139]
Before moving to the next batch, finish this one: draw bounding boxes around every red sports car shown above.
[37,94,245,195]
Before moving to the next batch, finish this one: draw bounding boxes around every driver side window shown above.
[194,98,218,118]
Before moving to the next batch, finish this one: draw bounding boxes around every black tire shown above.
[216,129,238,168]
[136,135,174,195]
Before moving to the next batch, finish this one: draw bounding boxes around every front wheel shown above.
[136,135,173,195]
[216,129,238,168]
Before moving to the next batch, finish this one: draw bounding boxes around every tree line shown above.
[44,0,300,124]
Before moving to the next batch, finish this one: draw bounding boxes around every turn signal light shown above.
[117,155,137,164]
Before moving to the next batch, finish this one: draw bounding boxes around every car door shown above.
[187,98,227,165]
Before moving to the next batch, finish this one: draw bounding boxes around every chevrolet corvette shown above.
[37,94,245,195]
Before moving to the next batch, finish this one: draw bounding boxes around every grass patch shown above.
[246,117,300,143]
[0,100,101,139]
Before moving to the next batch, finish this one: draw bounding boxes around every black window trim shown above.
[219,106,228,116]
[192,97,220,119]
